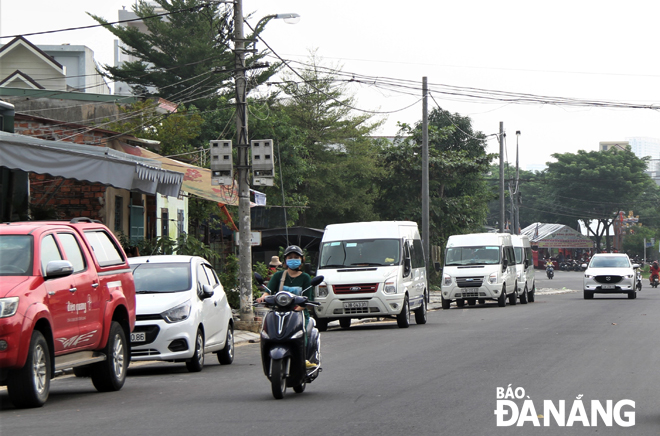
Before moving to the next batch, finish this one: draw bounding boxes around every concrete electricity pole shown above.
[234,0,253,322]
[499,122,505,233]
[422,77,430,273]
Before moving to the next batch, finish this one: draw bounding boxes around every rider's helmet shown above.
[283,245,304,259]
[654,261,658,269]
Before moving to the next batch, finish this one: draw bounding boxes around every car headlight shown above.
[488,272,498,284]
[443,274,452,286]
[625,274,633,279]
[0,297,19,318]
[584,274,593,279]
[384,280,397,294]
[317,283,329,298]
[161,300,192,323]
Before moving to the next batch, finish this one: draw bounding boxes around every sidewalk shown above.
[233,290,444,346]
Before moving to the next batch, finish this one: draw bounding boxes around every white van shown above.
[441,233,518,308]
[314,221,428,330]
[511,234,536,303]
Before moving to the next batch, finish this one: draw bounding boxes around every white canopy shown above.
[0,131,182,197]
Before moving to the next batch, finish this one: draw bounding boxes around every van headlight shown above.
[162,300,192,323]
[488,272,498,284]
[317,283,328,298]
[384,281,397,294]
[443,274,452,286]
[517,270,523,280]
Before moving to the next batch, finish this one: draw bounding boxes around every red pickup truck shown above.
[0,218,136,408]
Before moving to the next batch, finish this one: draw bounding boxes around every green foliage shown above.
[376,108,496,247]
[219,255,268,309]
[117,233,217,260]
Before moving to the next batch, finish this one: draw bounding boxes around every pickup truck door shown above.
[56,232,102,348]
[40,234,79,354]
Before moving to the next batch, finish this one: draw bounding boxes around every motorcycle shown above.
[651,273,659,289]
[254,272,324,400]
[636,269,643,292]
[546,265,554,279]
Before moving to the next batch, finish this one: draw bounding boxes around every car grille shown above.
[334,307,381,315]
[132,325,160,345]
[136,314,164,321]
[460,291,480,298]
[594,276,623,284]
[456,277,484,288]
[333,283,378,294]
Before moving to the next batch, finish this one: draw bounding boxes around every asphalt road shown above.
[2,272,659,436]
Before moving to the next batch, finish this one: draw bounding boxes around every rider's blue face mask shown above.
[286,259,302,269]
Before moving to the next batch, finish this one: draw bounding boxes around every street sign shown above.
[234,231,261,246]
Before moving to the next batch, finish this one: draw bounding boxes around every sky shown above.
[2,0,660,171]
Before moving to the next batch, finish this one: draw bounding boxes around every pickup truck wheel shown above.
[396,296,410,328]
[7,330,50,408]
[216,324,234,365]
[498,286,507,307]
[91,321,128,392]
[441,296,451,310]
[186,329,205,372]
[316,318,328,332]
[414,294,427,324]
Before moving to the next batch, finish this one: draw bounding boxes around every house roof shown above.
[0,70,45,89]
[0,36,65,75]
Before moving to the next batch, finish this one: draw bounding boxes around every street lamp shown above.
[234,0,300,323]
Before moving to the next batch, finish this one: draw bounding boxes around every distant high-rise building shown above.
[626,137,660,160]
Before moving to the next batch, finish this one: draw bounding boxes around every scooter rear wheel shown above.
[271,358,287,400]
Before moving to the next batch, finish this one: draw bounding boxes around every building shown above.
[598,141,630,152]
[38,44,110,94]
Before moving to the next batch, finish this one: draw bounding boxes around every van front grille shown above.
[456,277,484,288]
[333,283,378,294]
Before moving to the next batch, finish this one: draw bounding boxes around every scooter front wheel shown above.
[271,358,287,399]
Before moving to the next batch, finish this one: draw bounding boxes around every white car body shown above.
[583,253,639,299]
[314,221,428,327]
[128,255,234,371]
[511,234,536,303]
[441,233,518,307]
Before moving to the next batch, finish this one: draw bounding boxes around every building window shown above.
[177,209,185,238]
[114,196,123,232]
[161,209,169,237]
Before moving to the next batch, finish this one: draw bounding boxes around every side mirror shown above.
[502,259,508,271]
[45,260,74,279]
[311,275,324,287]
[523,259,529,269]
[403,258,411,277]
[201,284,214,299]
[254,272,264,285]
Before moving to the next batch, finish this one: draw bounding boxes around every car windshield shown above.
[445,246,501,266]
[0,235,33,276]
[319,239,400,268]
[131,263,191,293]
[589,257,630,268]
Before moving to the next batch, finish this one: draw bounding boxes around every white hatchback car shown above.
[128,255,234,371]
[583,253,639,300]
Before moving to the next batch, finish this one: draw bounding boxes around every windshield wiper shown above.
[350,262,384,266]
[321,264,346,268]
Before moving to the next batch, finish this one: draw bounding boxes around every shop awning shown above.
[114,143,239,206]
[0,131,183,197]
[521,222,595,249]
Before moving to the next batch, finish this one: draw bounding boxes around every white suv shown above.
[583,253,639,299]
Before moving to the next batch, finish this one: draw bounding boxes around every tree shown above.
[89,0,277,109]
[249,53,385,229]
[545,149,658,250]
[376,108,496,248]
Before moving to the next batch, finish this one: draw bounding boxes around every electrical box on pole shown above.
[210,140,233,186]
[251,139,275,186]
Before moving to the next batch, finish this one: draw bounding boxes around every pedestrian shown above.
[266,255,282,281]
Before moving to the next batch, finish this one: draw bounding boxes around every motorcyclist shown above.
[256,245,317,369]
[649,261,660,285]
[545,258,554,269]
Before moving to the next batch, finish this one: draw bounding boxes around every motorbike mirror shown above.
[581,263,587,269]
[632,264,640,269]
[311,275,324,287]
[254,272,264,285]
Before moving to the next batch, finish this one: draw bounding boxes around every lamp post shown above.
[234,0,300,322]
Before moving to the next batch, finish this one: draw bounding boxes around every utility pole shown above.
[234,0,253,322]
[422,77,430,274]
[514,131,521,235]
[499,122,505,233]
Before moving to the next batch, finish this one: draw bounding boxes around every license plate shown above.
[131,332,146,343]
[463,287,480,292]
[343,301,368,309]
[601,284,616,290]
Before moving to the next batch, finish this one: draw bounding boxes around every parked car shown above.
[583,253,639,299]
[128,255,234,372]
[0,218,136,408]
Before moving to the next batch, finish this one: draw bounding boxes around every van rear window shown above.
[445,246,501,266]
